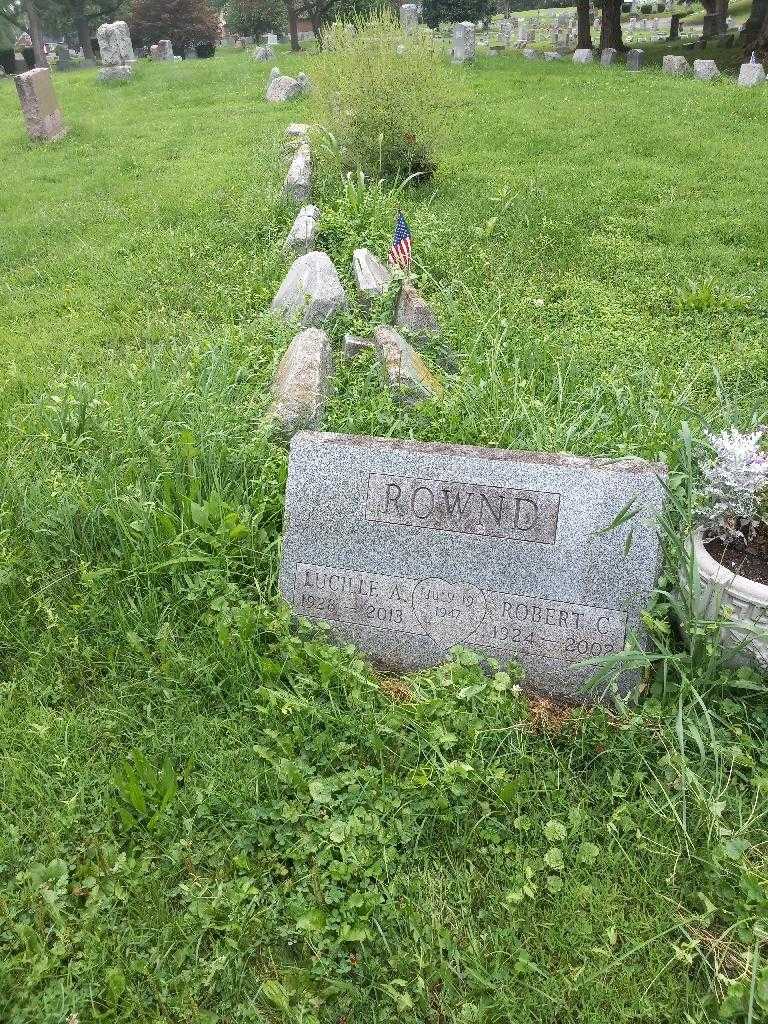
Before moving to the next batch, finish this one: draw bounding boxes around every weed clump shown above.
[310,11,459,182]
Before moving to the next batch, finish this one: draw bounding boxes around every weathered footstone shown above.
[266,67,309,101]
[284,205,320,255]
[14,68,66,142]
[284,142,311,202]
[271,251,347,327]
[626,48,644,71]
[522,47,538,59]
[737,59,765,86]
[284,123,309,154]
[543,51,561,60]
[352,249,391,303]
[662,54,690,74]
[253,44,274,61]
[373,326,442,404]
[394,282,439,343]
[693,58,720,80]
[98,65,133,82]
[343,333,374,360]
[573,48,594,63]
[266,328,332,438]
[600,47,618,65]
[279,433,667,704]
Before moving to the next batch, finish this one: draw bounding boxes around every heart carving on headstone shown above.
[411,578,488,649]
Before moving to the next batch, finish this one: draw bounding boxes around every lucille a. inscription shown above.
[366,473,560,544]
[294,564,627,663]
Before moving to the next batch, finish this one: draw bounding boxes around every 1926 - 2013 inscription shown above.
[294,563,627,664]
[366,473,561,545]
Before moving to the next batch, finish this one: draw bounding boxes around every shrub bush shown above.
[195,40,216,57]
[131,0,220,54]
[0,48,15,75]
[21,46,34,69]
[309,11,460,182]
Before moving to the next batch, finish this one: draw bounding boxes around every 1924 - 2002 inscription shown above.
[294,563,627,663]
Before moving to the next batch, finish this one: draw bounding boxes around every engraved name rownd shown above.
[365,473,561,544]
[293,563,627,664]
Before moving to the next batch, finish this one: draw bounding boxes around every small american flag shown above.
[389,212,412,269]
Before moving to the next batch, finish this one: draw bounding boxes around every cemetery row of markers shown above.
[271,118,665,710]
[447,18,768,85]
[8,20,732,709]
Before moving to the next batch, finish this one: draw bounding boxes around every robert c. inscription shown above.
[366,473,560,544]
[279,432,667,703]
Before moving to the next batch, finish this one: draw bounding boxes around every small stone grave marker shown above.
[452,21,476,63]
[626,48,645,71]
[14,68,67,142]
[279,433,667,703]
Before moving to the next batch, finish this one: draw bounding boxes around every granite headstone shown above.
[14,68,66,142]
[279,433,667,703]
[452,22,476,63]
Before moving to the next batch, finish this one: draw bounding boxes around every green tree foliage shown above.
[225,0,285,37]
[422,0,493,29]
[130,0,220,51]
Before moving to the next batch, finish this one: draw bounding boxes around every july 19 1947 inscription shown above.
[279,432,667,704]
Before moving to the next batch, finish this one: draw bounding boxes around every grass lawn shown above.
[1,48,768,1023]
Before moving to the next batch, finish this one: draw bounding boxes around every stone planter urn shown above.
[685,528,768,671]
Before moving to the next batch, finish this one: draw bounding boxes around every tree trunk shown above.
[740,0,768,52]
[599,0,624,49]
[715,0,729,34]
[701,0,719,38]
[74,9,95,63]
[286,0,300,51]
[576,0,593,48]
[23,0,45,67]
[752,7,768,57]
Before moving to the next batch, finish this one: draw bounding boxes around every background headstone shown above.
[54,42,72,70]
[97,20,135,67]
[452,22,476,63]
[626,48,645,71]
[400,4,418,34]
